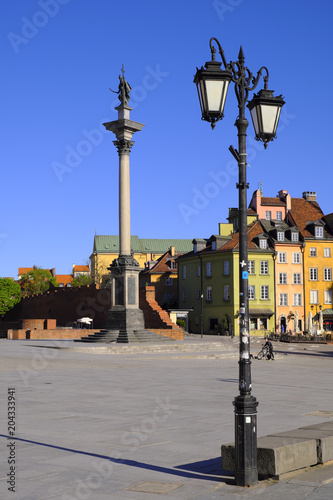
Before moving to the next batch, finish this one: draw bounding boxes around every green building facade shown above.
[178,221,275,337]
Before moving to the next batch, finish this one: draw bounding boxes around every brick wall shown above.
[4,284,183,340]
[22,319,45,330]
[7,329,101,340]
[4,285,110,329]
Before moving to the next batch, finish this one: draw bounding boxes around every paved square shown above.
[1,337,333,499]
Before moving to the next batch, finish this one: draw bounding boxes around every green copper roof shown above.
[93,235,192,254]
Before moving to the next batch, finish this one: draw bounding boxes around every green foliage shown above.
[0,278,22,316]
[19,266,58,295]
[176,319,186,329]
[71,275,91,287]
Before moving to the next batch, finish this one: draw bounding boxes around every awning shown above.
[249,309,274,317]
[322,309,333,317]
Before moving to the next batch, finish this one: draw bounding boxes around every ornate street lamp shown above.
[247,87,285,148]
[194,45,232,129]
[194,37,285,487]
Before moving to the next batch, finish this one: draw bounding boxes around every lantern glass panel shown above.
[260,104,281,134]
[206,80,229,113]
[250,107,259,136]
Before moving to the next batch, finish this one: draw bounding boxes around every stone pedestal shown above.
[104,255,145,342]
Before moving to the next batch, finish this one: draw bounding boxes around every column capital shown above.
[113,139,135,156]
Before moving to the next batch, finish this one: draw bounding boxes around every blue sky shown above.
[1,0,332,278]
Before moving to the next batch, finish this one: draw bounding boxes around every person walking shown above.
[264,337,274,360]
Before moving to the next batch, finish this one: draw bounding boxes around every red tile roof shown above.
[288,197,329,238]
[56,275,73,285]
[219,220,267,251]
[73,265,90,272]
[18,267,34,275]
[260,197,286,206]
[141,250,180,275]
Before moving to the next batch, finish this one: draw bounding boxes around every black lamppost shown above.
[194,38,285,487]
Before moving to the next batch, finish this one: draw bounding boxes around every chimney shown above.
[302,191,317,202]
[170,246,175,256]
[278,189,288,199]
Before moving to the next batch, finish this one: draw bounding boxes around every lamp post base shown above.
[233,394,259,487]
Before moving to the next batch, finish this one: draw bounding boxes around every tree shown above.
[19,266,58,296]
[71,275,91,287]
[0,278,22,317]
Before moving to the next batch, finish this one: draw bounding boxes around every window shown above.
[279,293,288,306]
[224,285,230,300]
[324,268,332,281]
[182,266,186,279]
[315,226,323,238]
[211,241,216,250]
[224,260,230,275]
[260,261,268,275]
[291,232,299,241]
[248,285,255,300]
[248,261,255,274]
[278,252,287,263]
[277,231,284,241]
[266,211,271,220]
[259,318,268,330]
[293,273,301,285]
[310,247,317,257]
[310,290,318,304]
[324,248,331,257]
[293,252,301,264]
[260,239,267,249]
[206,262,212,277]
[276,211,282,220]
[261,285,269,300]
[194,244,197,253]
[250,318,257,330]
[196,266,200,277]
[309,268,318,281]
[165,277,173,286]
[325,289,332,304]
[294,293,302,306]
[279,273,287,284]
[206,286,212,301]
[171,261,177,269]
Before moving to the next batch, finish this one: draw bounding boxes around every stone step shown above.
[75,329,175,343]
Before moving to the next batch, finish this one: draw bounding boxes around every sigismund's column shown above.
[103,67,145,343]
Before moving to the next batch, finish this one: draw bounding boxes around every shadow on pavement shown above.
[0,434,227,483]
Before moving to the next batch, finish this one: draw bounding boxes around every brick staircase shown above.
[139,286,184,340]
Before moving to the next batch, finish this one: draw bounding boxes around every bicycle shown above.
[257,345,274,360]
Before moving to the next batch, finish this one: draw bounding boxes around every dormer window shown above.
[212,241,216,250]
[315,226,323,238]
[193,244,197,253]
[277,231,284,241]
[260,239,267,249]
[291,232,298,242]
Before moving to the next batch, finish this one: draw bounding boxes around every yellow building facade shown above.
[90,235,192,286]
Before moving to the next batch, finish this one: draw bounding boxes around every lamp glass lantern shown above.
[247,88,285,147]
[194,60,232,128]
